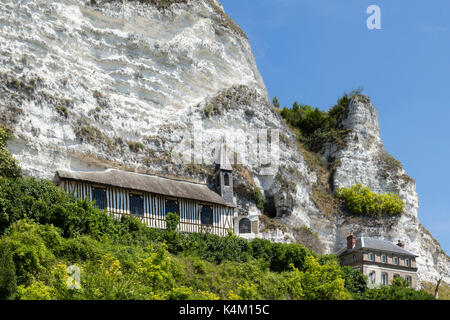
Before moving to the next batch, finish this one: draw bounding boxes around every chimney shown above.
[397,240,405,248]
[347,232,356,249]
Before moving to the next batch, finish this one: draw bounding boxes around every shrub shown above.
[250,238,316,272]
[336,184,404,217]
[128,141,145,153]
[0,177,119,238]
[361,277,435,300]
[279,93,352,152]
[0,126,21,179]
[182,232,252,264]
[0,220,58,285]
[253,187,266,211]
[0,241,17,299]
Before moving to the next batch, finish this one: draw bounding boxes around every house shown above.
[337,233,418,288]
[54,145,258,237]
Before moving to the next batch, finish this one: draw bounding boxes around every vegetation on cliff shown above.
[0,127,434,300]
[279,93,352,153]
[336,184,405,217]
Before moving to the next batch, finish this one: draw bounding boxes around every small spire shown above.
[216,144,232,171]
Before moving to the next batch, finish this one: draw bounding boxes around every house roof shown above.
[337,237,418,257]
[56,169,233,207]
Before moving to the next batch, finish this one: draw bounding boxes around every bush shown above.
[0,177,117,237]
[0,241,17,299]
[253,187,266,211]
[0,220,58,286]
[0,126,21,179]
[361,277,435,300]
[279,94,352,152]
[336,184,404,217]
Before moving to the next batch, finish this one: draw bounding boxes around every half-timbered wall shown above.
[60,180,234,237]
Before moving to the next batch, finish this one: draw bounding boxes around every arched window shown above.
[224,173,230,186]
[239,218,251,234]
[201,206,213,226]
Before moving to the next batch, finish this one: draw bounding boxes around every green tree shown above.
[166,212,180,232]
[272,96,280,108]
[289,255,351,300]
[165,212,181,253]
[341,266,368,298]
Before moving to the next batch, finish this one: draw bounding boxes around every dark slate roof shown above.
[57,169,233,207]
[337,237,418,257]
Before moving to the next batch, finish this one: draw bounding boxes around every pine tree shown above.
[272,96,280,108]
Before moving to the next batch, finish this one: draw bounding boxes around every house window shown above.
[224,173,230,186]
[130,194,144,216]
[405,276,412,287]
[369,253,374,261]
[381,273,388,285]
[165,199,179,215]
[394,257,399,265]
[381,255,387,263]
[239,218,251,234]
[92,188,106,210]
[405,258,411,267]
[201,206,213,226]
[369,271,376,284]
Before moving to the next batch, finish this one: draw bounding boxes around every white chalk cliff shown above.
[0,0,448,285]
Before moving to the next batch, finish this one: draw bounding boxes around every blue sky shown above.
[222,0,450,254]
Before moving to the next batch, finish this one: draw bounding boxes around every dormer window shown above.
[405,258,411,267]
[394,257,399,265]
[369,253,374,261]
[381,255,387,263]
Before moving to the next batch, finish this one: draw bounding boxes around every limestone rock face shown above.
[0,0,269,177]
[327,96,449,284]
[0,0,448,285]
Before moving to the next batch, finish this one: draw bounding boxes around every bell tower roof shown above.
[215,144,233,171]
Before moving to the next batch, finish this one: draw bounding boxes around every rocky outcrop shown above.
[0,0,448,285]
[326,95,449,284]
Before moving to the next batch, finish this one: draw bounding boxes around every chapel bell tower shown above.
[214,144,234,206]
